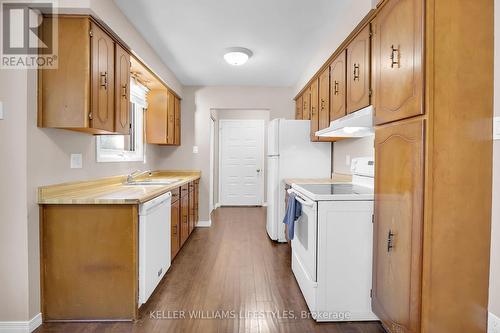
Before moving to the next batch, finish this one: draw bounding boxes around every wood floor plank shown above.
[35,207,385,333]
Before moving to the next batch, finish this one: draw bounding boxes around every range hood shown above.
[316,106,374,138]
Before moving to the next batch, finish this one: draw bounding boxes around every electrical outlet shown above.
[0,101,4,120]
[489,312,500,333]
[193,146,199,154]
[345,155,351,166]
[494,116,500,140]
[70,153,82,169]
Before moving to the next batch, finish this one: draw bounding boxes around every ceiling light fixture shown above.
[223,47,253,66]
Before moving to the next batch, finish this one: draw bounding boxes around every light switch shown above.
[192,146,199,154]
[0,101,4,120]
[70,153,82,169]
[494,116,500,140]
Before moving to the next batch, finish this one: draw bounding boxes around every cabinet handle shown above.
[122,83,127,98]
[100,72,108,90]
[334,81,339,95]
[387,230,395,252]
[173,225,177,235]
[390,45,400,68]
[353,64,360,81]
[320,99,325,110]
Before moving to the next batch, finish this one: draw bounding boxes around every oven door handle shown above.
[288,189,315,208]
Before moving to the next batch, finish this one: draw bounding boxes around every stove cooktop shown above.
[292,183,374,201]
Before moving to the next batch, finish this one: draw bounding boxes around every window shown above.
[96,80,149,163]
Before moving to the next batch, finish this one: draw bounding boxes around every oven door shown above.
[289,189,317,282]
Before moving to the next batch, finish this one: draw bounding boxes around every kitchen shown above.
[0,0,498,333]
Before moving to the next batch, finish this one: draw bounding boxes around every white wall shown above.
[293,0,374,95]
[0,70,30,322]
[155,86,295,222]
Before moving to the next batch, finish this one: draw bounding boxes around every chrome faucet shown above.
[126,170,152,183]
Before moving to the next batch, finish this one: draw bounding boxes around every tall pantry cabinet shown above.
[371,1,493,333]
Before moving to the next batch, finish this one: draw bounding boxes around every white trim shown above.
[262,202,268,207]
[489,311,500,333]
[215,202,221,209]
[209,117,215,213]
[196,220,212,227]
[0,313,42,333]
[494,116,500,140]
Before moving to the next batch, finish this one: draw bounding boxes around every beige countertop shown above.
[284,173,352,186]
[38,170,201,205]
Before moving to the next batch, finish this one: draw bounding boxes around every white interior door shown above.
[219,119,265,206]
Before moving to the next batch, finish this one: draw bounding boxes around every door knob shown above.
[257,169,261,173]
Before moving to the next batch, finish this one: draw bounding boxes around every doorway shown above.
[218,119,265,206]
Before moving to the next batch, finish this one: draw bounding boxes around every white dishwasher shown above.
[138,191,171,306]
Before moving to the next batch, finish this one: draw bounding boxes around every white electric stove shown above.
[288,157,378,322]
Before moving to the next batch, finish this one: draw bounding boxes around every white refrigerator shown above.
[266,119,331,242]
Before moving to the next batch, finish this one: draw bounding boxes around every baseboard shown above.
[214,203,221,209]
[489,312,500,333]
[196,219,212,227]
[0,313,42,333]
[262,202,268,207]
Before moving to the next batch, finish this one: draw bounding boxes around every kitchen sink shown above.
[126,178,181,186]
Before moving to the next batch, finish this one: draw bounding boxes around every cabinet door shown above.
[180,195,189,246]
[174,96,181,145]
[295,95,303,120]
[330,50,347,121]
[310,80,319,141]
[188,182,195,234]
[114,44,130,134]
[166,91,175,145]
[90,22,115,132]
[171,199,180,259]
[146,90,168,144]
[372,0,423,125]
[347,24,371,114]
[302,90,311,120]
[318,68,330,130]
[372,118,424,333]
[194,180,199,223]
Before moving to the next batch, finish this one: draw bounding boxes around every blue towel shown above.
[283,193,302,240]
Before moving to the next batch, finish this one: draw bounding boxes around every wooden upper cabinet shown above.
[302,90,311,120]
[146,90,168,144]
[295,95,303,120]
[174,96,181,145]
[309,80,319,141]
[330,50,347,121]
[90,22,115,132]
[114,44,131,135]
[347,24,371,114]
[372,0,423,125]
[372,118,424,333]
[167,91,175,145]
[318,68,330,130]
[38,17,136,135]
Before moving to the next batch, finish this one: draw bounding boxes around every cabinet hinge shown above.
[372,214,374,223]
[89,30,93,37]
[370,289,373,298]
[88,112,93,120]
[369,90,373,97]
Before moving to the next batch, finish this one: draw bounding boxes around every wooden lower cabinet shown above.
[194,180,199,223]
[170,198,181,259]
[295,95,303,119]
[372,118,424,333]
[40,205,139,321]
[180,194,189,245]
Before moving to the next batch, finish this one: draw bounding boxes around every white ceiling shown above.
[114,0,358,86]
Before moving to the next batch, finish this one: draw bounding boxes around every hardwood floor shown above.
[35,207,385,333]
